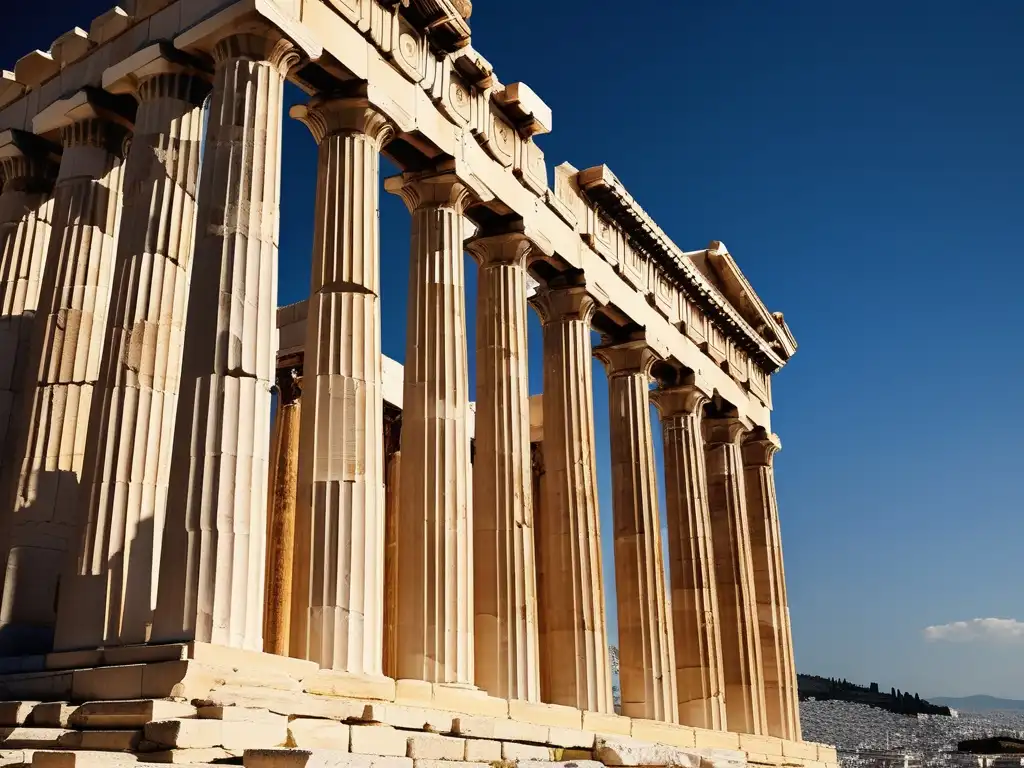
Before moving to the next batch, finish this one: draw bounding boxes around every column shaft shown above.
[0,115,130,655]
[652,386,727,731]
[154,34,298,650]
[387,172,473,684]
[704,417,767,735]
[598,341,678,724]
[468,232,539,701]
[0,140,57,480]
[531,286,613,713]
[289,97,392,674]
[264,368,302,656]
[54,71,210,651]
[382,444,400,678]
[743,433,800,740]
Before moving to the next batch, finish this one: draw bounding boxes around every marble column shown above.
[596,340,678,724]
[153,33,299,650]
[704,415,767,735]
[651,385,727,731]
[0,101,132,655]
[264,366,302,656]
[0,131,58,479]
[743,430,800,740]
[53,62,212,652]
[466,231,539,702]
[288,95,393,674]
[385,170,474,685]
[530,285,613,713]
[382,445,401,678]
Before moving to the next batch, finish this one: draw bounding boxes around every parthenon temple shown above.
[0,2,836,768]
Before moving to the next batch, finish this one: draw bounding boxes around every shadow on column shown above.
[0,468,79,656]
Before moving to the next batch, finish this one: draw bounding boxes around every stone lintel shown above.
[172,0,323,66]
[31,87,135,136]
[101,42,213,95]
[88,8,132,46]
[494,82,552,138]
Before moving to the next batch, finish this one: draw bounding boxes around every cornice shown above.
[575,164,792,372]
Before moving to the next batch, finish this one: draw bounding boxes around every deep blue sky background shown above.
[5,0,1024,698]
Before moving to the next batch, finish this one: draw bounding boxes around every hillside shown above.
[799,674,951,717]
[931,695,1024,712]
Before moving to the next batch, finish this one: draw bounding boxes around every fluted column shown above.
[596,340,678,723]
[704,415,766,735]
[153,33,299,650]
[651,385,727,731]
[53,62,212,652]
[288,95,393,674]
[0,102,132,655]
[743,431,800,740]
[382,438,401,679]
[264,366,302,656]
[0,131,58,477]
[530,285,613,713]
[466,230,539,701]
[385,170,474,685]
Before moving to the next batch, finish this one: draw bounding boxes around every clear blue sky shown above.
[5,1,1023,698]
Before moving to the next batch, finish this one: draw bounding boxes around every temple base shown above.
[0,644,838,768]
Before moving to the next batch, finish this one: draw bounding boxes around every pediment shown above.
[690,241,797,359]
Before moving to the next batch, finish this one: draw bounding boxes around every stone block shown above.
[695,747,746,768]
[349,727,407,757]
[57,730,142,750]
[738,735,783,757]
[816,746,838,763]
[288,720,350,750]
[508,700,582,730]
[392,681,432,708]
[244,750,411,768]
[223,719,288,750]
[197,687,365,721]
[412,762,488,768]
[0,671,73,701]
[693,729,741,750]
[145,720,224,749]
[500,742,550,761]
[520,762,603,768]
[431,688,506,719]
[630,720,697,748]
[72,666,144,702]
[45,651,102,671]
[0,702,40,726]
[581,711,631,737]
[0,749,35,766]
[102,645,189,667]
[30,752,140,768]
[0,729,66,748]
[303,672,395,702]
[143,747,240,763]
[451,716,546,744]
[31,704,76,728]
[462,739,499,762]
[595,735,701,767]
[546,727,595,749]
[70,700,197,728]
[781,740,818,761]
[199,706,285,722]
[353,704,455,733]
[189,644,317,680]
[139,662,218,700]
[405,734,464,760]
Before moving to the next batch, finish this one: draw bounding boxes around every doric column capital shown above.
[275,366,303,406]
[384,170,475,215]
[702,416,749,447]
[650,384,710,419]
[103,43,213,105]
[530,284,597,326]
[211,32,303,75]
[742,430,781,467]
[465,229,534,269]
[290,95,395,149]
[33,87,136,159]
[0,129,60,192]
[594,338,660,379]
